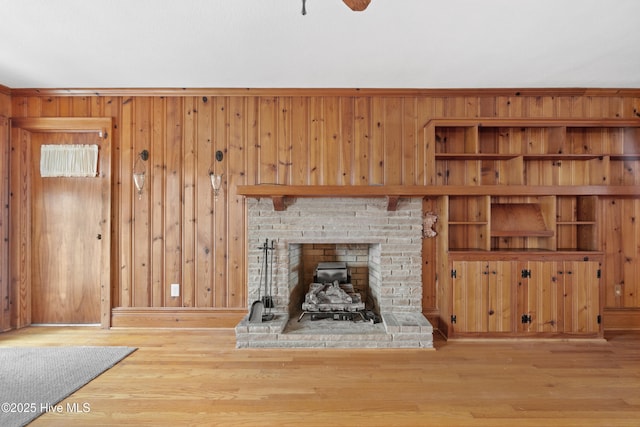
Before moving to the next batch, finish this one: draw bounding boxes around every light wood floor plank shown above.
[0,327,639,426]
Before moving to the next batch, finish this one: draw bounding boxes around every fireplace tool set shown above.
[249,239,275,323]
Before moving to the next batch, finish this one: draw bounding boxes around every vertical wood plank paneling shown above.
[9,128,32,327]
[195,96,213,307]
[11,97,26,116]
[416,97,435,185]
[182,97,197,307]
[0,98,8,330]
[57,98,72,116]
[621,199,639,308]
[443,97,465,117]
[258,97,278,184]
[164,97,183,307]
[213,97,228,307]
[5,91,640,327]
[340,97,354,185]
[227,96,247,307]
[308,97,323,185]
[384,98,403,185]
[402,98,418,185]
[290,97,309,185]
[464,96,479,118]
[133,97,152,307]
[150,97,166,307]
[353,97,370,185]
[635,201,640,309]
[119,97,134,308]
[102,96,121,308]
[323,97,341,185]
[277,97,292,185]
[370,98,385,184]
[40,97,58,117]
[479,97,497,117]
[422,197,438,311]
[71,97,91,116]
[244,97,259,185]
[602,198,622,308]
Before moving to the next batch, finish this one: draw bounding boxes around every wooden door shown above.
[560,261,601,334]
[452,260,513,334]
[30,132,104,324]
[517,261,560,333]
[486,261,513,332]
[10,118,112,328]
[451,260,486,333]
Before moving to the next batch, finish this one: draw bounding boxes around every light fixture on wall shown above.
[133,149,149,200]
[209,150,224,202]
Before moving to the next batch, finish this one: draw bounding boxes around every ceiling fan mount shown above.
[343,0,371,11]
[301,0,372,15]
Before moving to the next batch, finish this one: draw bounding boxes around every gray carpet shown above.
[0,346,136,427]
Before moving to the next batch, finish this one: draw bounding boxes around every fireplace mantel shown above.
[236,184,640,211]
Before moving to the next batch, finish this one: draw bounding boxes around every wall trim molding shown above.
[603,308,640,331]
[110,307,245,328]
[9,87,640,98]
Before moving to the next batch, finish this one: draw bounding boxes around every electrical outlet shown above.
[614,284,623,297]
[171,283,180,297]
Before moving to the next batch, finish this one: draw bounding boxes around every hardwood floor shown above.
[1,327,639,426]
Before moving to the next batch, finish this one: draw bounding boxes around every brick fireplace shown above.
[235,197,433,348]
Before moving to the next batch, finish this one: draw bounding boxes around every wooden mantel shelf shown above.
[236,185,640,211]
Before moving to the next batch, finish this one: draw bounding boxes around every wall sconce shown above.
[208,150,224,202]
[133,149,149,200]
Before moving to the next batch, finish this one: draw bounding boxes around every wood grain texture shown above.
[0,327,637,427]
[5,92,640,331]
[9,118,112,327]
[0,93,10,331]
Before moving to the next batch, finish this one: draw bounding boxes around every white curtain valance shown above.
[40,144,98,177]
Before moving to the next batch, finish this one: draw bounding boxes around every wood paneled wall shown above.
[0,90,9,331]
[6,89,640,328]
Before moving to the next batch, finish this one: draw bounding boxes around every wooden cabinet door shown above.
[560,261,601,334]
[518,260,600,335]
[452,260,486,333]
[452,260,513,334]
[486,261,513,332]
[517,261,561,333]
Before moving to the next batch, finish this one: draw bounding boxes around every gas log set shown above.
[299,262,380,323]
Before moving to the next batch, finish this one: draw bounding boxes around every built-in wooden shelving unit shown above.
[425,118,640,339]
[237,117,640,339]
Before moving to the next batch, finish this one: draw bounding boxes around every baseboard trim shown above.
[603,308,640,331]
[111,307,245,329]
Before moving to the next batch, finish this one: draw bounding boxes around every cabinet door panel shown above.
[452,261,513,334]
[562,261,600,333]
[518,261,560,333]
[487,261,513,332]
[452,261,486,333]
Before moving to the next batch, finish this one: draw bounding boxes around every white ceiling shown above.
[1,0,639,89]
